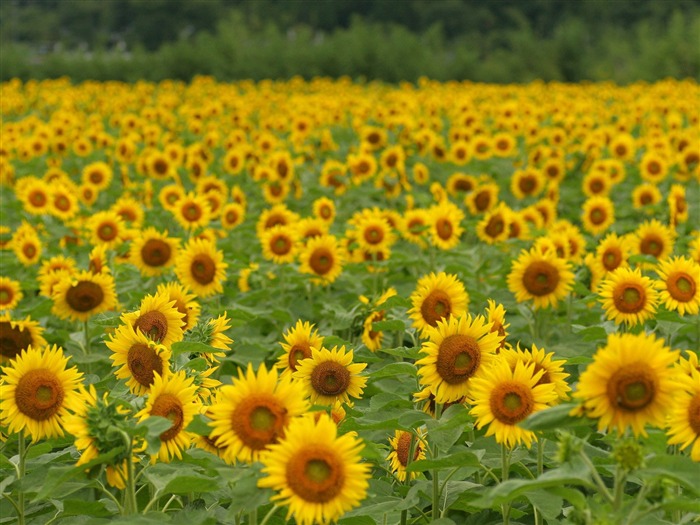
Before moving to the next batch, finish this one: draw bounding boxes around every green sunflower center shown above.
[286,446,345,503]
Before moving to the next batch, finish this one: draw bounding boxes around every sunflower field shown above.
[0,77,699,525]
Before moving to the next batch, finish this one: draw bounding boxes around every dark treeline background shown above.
[2,0,699,83]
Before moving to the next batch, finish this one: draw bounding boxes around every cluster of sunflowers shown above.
[0,76,699,524]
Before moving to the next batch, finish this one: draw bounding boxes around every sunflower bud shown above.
[555,431,583,464]
[612,438,645,471]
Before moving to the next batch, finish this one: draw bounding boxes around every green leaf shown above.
[186,413,212,436]
[62,499,112,517]
[520,403,590,431]
[370,319,405,331]
[406,451,482,472]
[641,454,700,496]
[425,404,473,450]
[143,463,221,495]
[524,489,563,520]
[135,416,172,455]
[369,362,417,379]
[171,341,219,355]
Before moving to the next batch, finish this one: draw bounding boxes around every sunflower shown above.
[598,266,659,326]
[312,197,336,224]
[0,344,84,442]
[465,183,499,215]
[158,184,185,211]
[581,169,611,198]
[448,140,471,165]
[81,161,113,190]
[476,202,512,245]
[507,248,574,310]
[172,191,212,232]
[408,272,469,334]
[111,195,145,227]
[503,344,570,402]
[87,210,126,250]
[511,168,544,200]
[261,224,298,264]
[668,184,689,226]
[446,173,477,196]
[295,217,328,243]
[428,202,464,250]
[352,211,396,255]
[631,219,675,265]
[0,315,47,364]
[639,151,668,183]
[220,202,245,230]
[51,270,117,322]
[277,319,325,378]
[632,183,662,210]
[136,371,199,463]
[208,363,309,464]
[258,413,370,525]
[412,162,430,185]
[609,133,636,161]
[400,208,430,248]
[88,244,111,274]
[387,428,427,482]
[298,234,344,285]
[591,232,631,277]
[0,277,23,311]
[202,313,233,363]
[129,227,179,277]
[470,357,557,449]
[361,309,389,352]
[573,332,678,436]
[121,291,185,348]
[49,185,79,221]
[416,313,501,403]
[256,204,300,238]
[155,283,200,332]
[655,256,700,316]
[175,238,228,297]
[293,345,367,407]
[581,196,615,236]
[107,323,171,395]
[485,299,510,353]
[18,178,52,215]
[13,232,42,266]
[361,126,387,150]
[666,372,700,461]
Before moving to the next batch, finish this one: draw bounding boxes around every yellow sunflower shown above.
[111,195,145,228]
[172,191,212,232]
[485,299,510,353]
[470,357,557,449]
[632,183,662,210]
[0,344,84,442]
[598,266,659,326]
[428,202,464,250]
[476,202,512,245]
[507,248,574,310]
[51,270,117,322]
[81,161,113,191]
[352,211,396,255]
[136,371,200,463]
[175,238,228,298]
[581,196,615,236]
[666,372,700,461]
[573,332,678,436]
[401,208,431,248]
[18,178,52,215]
[387,428,427,481]
[120,291,185,348]
[465,183,499,215]
[261,224,298,264]
[129,227,179,277]
[631,219,675,265]
[655,256,700,315]
[156,282,200,332]
[591,232,631,277]
[293,346,368,406]
[158,184,185,211]
[0,277,23,311]
[220,202,245,230]
[207,363,309,464]
[408,272,469,334]
[256,204,300,239]
[49,185,79,221]
[510,168,544,200]
[295,217,329,243]
[668,184,689,226]
[107,323,171,396]
[258,413,370,525]
[88,244,111,275]
[276,319,325,378]
[416,313,501,403]
[502,344,570,402]
[12,232,42,266]
[298,234,344,285]
[0,315,48,364]
[312,197,336,224]
[201,313,233,363]
[639,151,668,183]
[87,210,126,250]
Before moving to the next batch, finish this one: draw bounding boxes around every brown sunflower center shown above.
[364,226,384,245]
[271,235,292,255]
[225,210,238,224]
[602,248,622,271]
[288,342,312,371]
[150,393,184,441]
[309,248,333,275]
[688,394,700,435]
[89,170,104,184]
[420,289,452,327]
[127,343,163,387]
[647,160,661,175]
[319,205,332,219]
[666,272,696,302]
[133,311,169,343]
[231,394,287,450]
[436,334,481,384]
[29,190,47,207]
[485,215,505,238]
[286,446,345,503]
[190,254,216,284]
[533,362,551,387]
[396,431,421,466]
[22,243,37,259]
[435,218,453,240]
[455,178,474,192]
[474,191,491,211]
[54,195,71,211]
[590,179,604,193]
[0,321,33,361]
[310,361,350,397]
[590,207,607,225]
[613,283,646,314]
[522,261,561,297]
[141,239,172,267]
[153,159,168,175]
[183,203,202,222]
[97,222,118,241]
[519,177,536,193]
[607,363,656,411]
[65,281,104,312]
[15,368,65,421]
[489,381,535,425]
[640,234,664,257]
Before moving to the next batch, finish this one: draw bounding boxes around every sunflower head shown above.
[507,247,574,310]
[409,272,469,334]
[293,346,368,406]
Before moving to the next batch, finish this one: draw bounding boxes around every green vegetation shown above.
[1,0,699,82]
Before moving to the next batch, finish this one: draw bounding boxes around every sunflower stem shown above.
[120,431,138,515]
[431,459,440,521]
[613,466,626,514]
[501,443,511,525]
[248,507,258,524]
[258,505,279,525]
[17,430,26,525]
[579,450,614,505]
